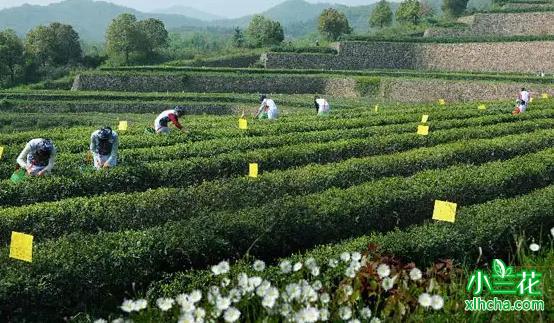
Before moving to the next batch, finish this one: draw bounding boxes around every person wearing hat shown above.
[16,138,56,176]
[90,127,119,169]
[154,106,188,134]
[513,87,531,115]
[256,95,279,120]
[314,95,330,116]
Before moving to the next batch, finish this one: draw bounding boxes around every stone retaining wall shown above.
[265,41,554,73]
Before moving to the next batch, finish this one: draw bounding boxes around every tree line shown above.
[0,0,473,87]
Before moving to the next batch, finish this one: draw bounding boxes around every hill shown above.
[151,6,224,21]
[0,0,207,41]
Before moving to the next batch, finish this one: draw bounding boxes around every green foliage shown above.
[0,29,25,86]
[25,23,82,66]
[106,14,169,65]
[396,0,423,25]
[245,15,285,48]
[442,0,470,17]
[370,0,394,29]
[355,76,381,96]
[318,8,352,41]
[232,27,245,48]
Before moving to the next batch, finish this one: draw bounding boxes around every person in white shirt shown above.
[154,106,187,134]
[16,138,56,176]
[256,95,279,120]
[515,87,531,114]
[90,127,119,170]
[314,96,330,116]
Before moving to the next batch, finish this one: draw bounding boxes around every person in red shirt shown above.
[154,106,187,134]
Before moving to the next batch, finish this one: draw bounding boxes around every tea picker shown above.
[16,138,56,176]
[90,126,119,170]
[154,106,188,134]
[255,95,279,120]
[314,95,330,116]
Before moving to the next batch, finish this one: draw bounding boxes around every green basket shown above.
[10,169,26,183]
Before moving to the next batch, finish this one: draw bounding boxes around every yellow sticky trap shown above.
[478,104,487,110]
[421,115,429,123]
[9,232,33,262]
[0,146,4,159]
[438,99,446,106]
[542,93,549,99]
[118,121,128,131]
[432,200,457,223]
[374,105,379,112]
[417,125,429,136]
[249,163,258,178]
[239,118,248,130]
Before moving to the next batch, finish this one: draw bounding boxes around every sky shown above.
[0,0,379,18]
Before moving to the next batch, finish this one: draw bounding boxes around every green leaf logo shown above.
[493,259,507,278]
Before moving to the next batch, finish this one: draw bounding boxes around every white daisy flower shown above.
[229,288,242,303]
[340,252,351,262]
[345,267,356,278]
[295,306,320,322]
[120,300,135,313]
[133,299,147,311]
[530,243,540,252]
[349,320,361,323]
[253,260,266,272]
[328,258,339,268]
[418,293,432,308]
[280,260,292,274]
[351,252,362,261]
[248,276,263,289]
[312,280,323,290]
[93,319,108,323]
[178,314,195,323]
[265,286,279,300]
[311,266,320,277]
[339,306,352,320]
[551,227,554,238]
[382,277,394,291]
[431,295,444,310]
[180,300,195,313]
[319,308,329,321]
[262,295,276,308]
[194,307,206,320]
[216,296,231,311]
[280,303,292,317]
[223,307,241,322]
[410,268,423,281]
[237,273,249,289]
[320,292,330,304]
[111,319,124,323]
[293,262,303,272]
[256,281,272,297]
[360,307,372,319]
[305,257,317,270]
[370,318,381,323]
[377,264,390,278]
[212,261,230,275]
[156,298,175,312]
[190,290,202,303]
[286,283,301,300]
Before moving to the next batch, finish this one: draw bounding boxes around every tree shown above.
[419,0,435,18]
[106,13,141,65]
[245,15,284,47]
[318,8,352,41]
[136,18,169,54]
[396,0,422,25]
[0,29,25,85]
[370,0,393,29]
[232,27,245,48]
[25,23,82,66]
[442,0,470,18]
